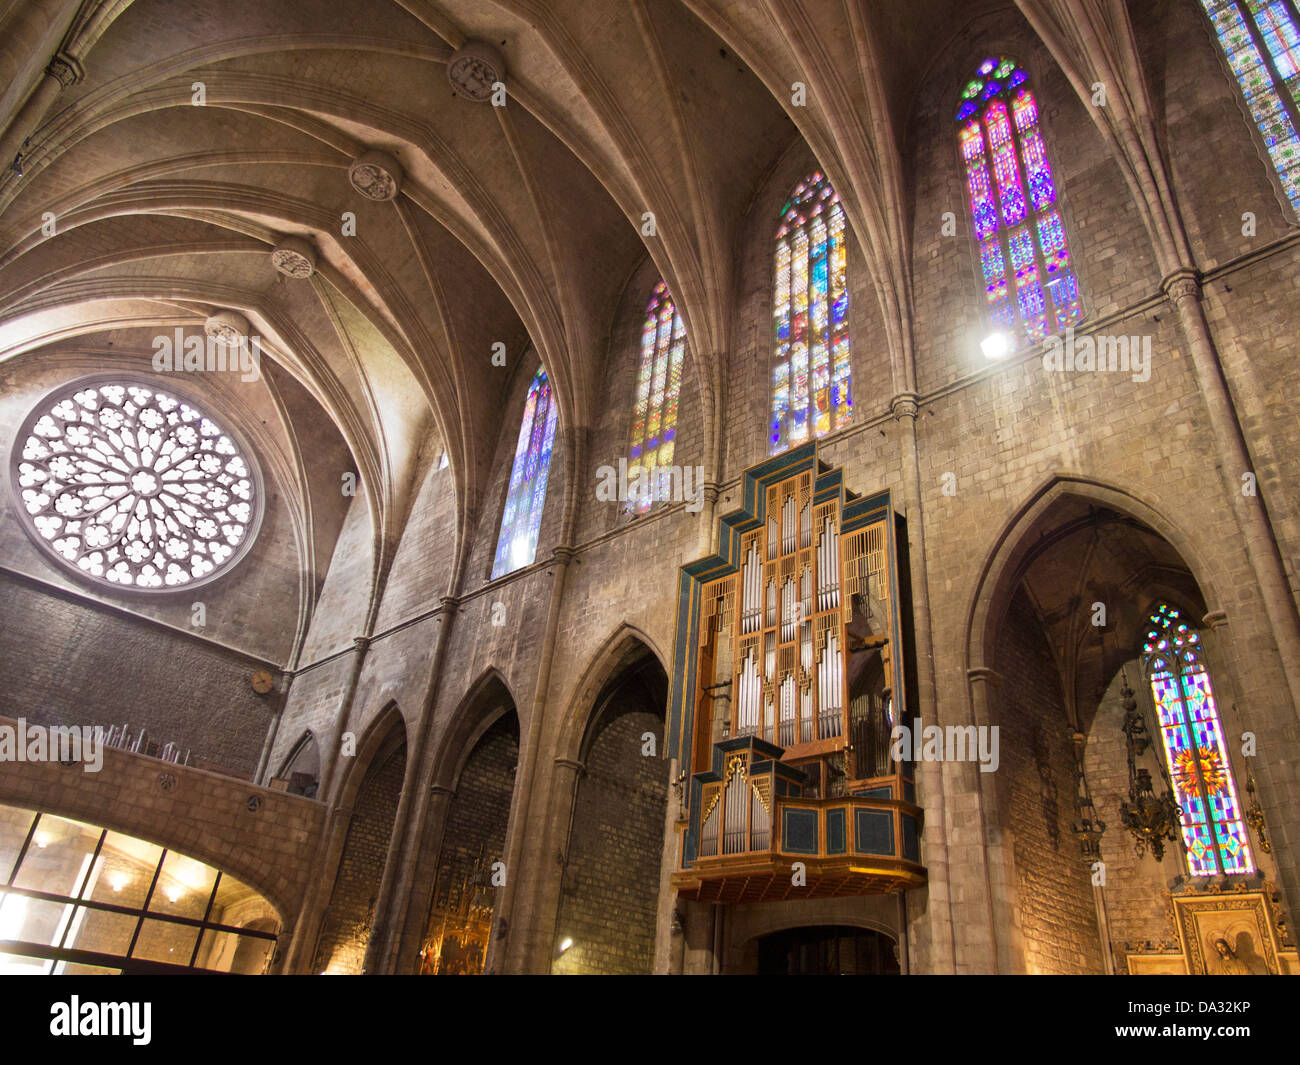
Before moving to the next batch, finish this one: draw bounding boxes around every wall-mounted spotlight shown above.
[980,331,1012,360]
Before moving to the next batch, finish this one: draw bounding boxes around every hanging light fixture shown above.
[1069,730,1105,862]
[1117,673,1181,861]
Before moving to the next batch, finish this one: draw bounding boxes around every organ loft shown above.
[0,0,1298,978]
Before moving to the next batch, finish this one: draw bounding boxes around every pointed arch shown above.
[964,474,1223,676]
[429,666,521,792]
[330,700,406,811]
[555,624,670,765]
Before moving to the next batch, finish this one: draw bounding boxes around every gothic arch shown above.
[429,667,520,793]
[554,623,669,766]
[964,473,1224,675]
[331,700,406,812]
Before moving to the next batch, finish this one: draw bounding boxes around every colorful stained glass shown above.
[1141,604,1254,877]
[1201,1,1300,213]
[955,57,1083,345]
[627,282,686,513]
[491,367,559,578]
[771,172,851,454]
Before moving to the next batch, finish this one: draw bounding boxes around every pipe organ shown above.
[669,444,925,903]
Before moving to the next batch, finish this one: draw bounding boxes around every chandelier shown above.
[1118,674,1181,862]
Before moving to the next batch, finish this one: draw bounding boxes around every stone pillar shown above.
[539,756,586,972]
[1165,269,1300,917]
[653,756,687,973]
[891,391,955,974]
[489,545,576,973]
[363,596,459,973]
[0,50,82,179]
[403,783,455,974]
[282,797,354,973]
[698,481,720,557]
[961,665,1019,973]
[315,636,370,802]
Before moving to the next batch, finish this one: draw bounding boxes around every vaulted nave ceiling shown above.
[0,0,1100,579]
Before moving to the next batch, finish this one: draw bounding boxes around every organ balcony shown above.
[668,444,926,902]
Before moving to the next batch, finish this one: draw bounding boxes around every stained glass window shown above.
[628,281,685,513]
[491,366,559,579]
[956,57,1082,343]
[1199,0,1300,214]
[1141,604,1254,877]
[12,380,260,590]
[771,171,851,455]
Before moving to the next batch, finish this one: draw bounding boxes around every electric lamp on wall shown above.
[980,331,1011,360]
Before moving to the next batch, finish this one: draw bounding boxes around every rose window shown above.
[12,380,260,590]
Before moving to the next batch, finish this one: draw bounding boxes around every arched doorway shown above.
[552,648,669,974]
[756,925,900,974]
[312,717,406,975]
[972,490,1286,973]
[419,677,520,976]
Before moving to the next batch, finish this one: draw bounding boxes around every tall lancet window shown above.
[1141,603,1254,877]
[492,366,559,579]
[771,171,851,455]
[956,57,1082,343]
[1199,0,1300,214]
[628,281,685,513]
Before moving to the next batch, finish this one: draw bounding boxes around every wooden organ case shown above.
[668,444,925,902]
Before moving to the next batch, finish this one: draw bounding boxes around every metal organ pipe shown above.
[724,771,746,854]
[739,648,760,736]
[817,516,840,612]
[742,541,761,634]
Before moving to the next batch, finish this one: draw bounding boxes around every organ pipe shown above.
[723,767,746,854]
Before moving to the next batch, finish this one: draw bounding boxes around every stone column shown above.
[539,756,586,972]
[891,391,955,974]
[363,597,459,973]
[1165,270,1300,917]
[0,50,82,179]
[961,665,1018,973]
[489,545,577,973]
[653,756,687,973]
[402,783,456,974]
[315,636,370,802]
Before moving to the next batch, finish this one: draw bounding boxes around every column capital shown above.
[429,783,455,798]
[352,635,372,653]
[438,595,460,614]
[554,757,585,774]
[967,666,1000,687]
[46,52,84,88]
[1161,268,1201,304]
[551,545,578,565]
[1202,609,1229,631]
[891,391,920,421]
